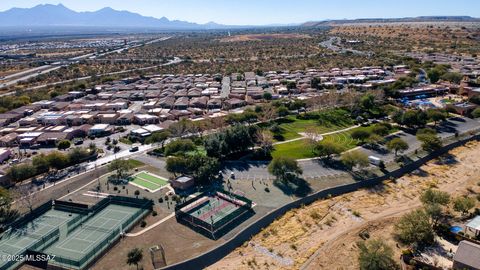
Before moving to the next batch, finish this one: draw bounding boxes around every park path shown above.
[272,124,360,146]
[125,213,175,237]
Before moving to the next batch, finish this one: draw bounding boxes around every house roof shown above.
[466,216,480,232]
[454,241,480,269]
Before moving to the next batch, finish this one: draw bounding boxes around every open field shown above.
[261,115,353,143]
[329,22,480,54]
[272,123,396,159]
[219,34,311,42]
[208,140,480,270]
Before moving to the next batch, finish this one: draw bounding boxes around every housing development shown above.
[1,2,480,270]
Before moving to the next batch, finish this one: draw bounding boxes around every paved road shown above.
[0,36,174,93]
[0,56,182,97]
[319,36,373,56]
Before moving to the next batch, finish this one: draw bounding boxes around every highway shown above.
[0,56,182,97]
[0,36,172,92]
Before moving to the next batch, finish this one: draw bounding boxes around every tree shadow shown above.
[221,160,268,173]
[312,158,348,171]
[273,177,312,197]
[434,153,458,166]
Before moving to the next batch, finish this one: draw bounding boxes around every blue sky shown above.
[0,0,478,25]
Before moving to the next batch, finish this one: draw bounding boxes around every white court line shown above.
[55,211,114,249]
[57,217,112,254]
[56,208,132,255]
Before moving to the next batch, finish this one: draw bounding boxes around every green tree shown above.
[440,72,463,84]
[277,105,290,117]
[420,189,450,225]
[358,239,398,270]
[187,154,220,185]
[426,109,447,126]
[268,156,303,183]
[145,131,171,147]
[386,138,409,156]
[420,188,450,206]
[108,159,134,180]
[351,129,372,143]
[341,150,369,170]
[263,92,273,100]
[165,156,190,177]
[0,187,18,229]
[45,151,70,170]
[417,134,442,153]
[359,94,376,112]
[394,110,427,129]
[126,248,143,270]
[395,209,434,246]
[472,108,480,118]
[57,140,71,150]
[453,196,475,216]
[164,139,196,156]
[32,154,50,174]
[427,67,446,83]
[372,124,390,137]
[8,164,36,182]
[314,141,344,160]
[68,147,90,164]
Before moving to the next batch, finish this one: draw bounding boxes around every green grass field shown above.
[272,124,398,159]
[272,139,316,159]
[262,115,352,142]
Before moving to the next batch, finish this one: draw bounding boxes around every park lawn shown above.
[127,159,145,168]
[272,139,317,160]
[263,115,354,143]
[279,116,348,134]
[271,124,399,159]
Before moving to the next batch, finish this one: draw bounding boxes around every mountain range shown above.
[0,4,230,30]
[0,4,478,31]
[302,16,480,27]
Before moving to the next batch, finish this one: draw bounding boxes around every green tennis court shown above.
[0,210,78,270]
[129,171,169,192]
[181,194,242,225]
[46,204,141,269]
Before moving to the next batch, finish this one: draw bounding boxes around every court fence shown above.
[1,228,60,270]
[52,227,121,269]
[175,189,253,239]
[7,200,52,229]
[48,196,152,269]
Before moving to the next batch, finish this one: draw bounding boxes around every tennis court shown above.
[0,210,77,270]
[45,204,140,268]
[129,171,169,192]
[181,193,245,225]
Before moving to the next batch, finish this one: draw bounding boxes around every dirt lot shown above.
[208,140,480,270]
[219,34,311,42]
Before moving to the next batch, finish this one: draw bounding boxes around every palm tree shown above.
[126,248,143,270]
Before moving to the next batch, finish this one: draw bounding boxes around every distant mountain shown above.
[0,4,233,30]
[302,16,480,27]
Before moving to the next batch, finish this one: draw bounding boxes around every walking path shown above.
[272,125,360,146]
